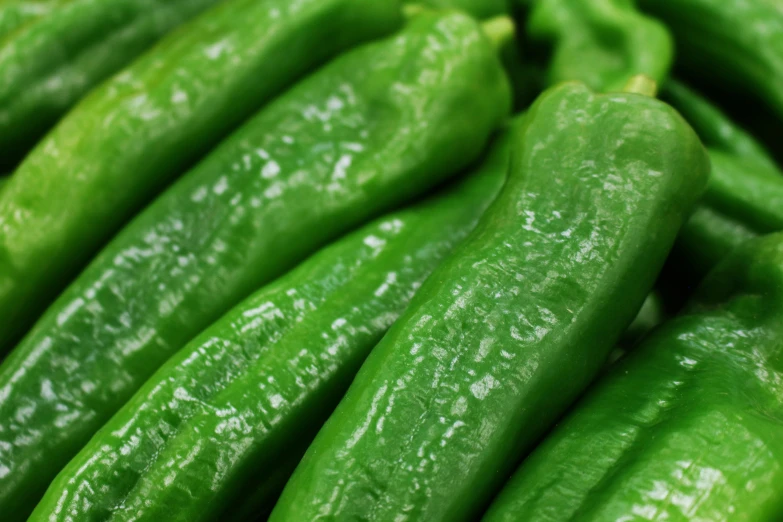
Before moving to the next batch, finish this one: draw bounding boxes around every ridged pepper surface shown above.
[0,0,402,352]
[30,127,511,522]
[484,232,783,522]
[269,78,709,522]
[0,12,511,521]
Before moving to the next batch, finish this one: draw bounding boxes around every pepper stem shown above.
[481,16,515,52]
[623,75,658,98]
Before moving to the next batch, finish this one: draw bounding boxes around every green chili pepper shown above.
[0,0,403,354]
[640,0,783,122]
[269,77,709,522]
[0,0,223,168]
[663,81,783,276]
[525,0,673,91]
[30,127,511,522]
[0,12,511,521]
[483,232,783,522]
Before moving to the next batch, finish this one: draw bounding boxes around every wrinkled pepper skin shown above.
[269,81,709,522]
[0,0,403,354]
[663,81,783,276]
[421,0,509,18]
[0,12,511,522]
[525,0,673,91]
[640,0,783,121]
[484,233,783,522]
[30,131,511,522]
[0,0,221,167]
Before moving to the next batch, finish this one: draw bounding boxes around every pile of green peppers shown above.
[0,0,780,521]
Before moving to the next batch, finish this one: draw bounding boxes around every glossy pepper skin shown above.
[483,233,783,522]
[0,12,511,522]
[662,81,783,276]
[269,80,709,522]
[30,130,511,522]
[0,0,403,355]
[525,0,673,91]
[0,0,221,168]
[639,0,783,121]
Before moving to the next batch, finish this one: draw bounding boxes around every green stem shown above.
[482,16,515,52]
[623,75,658,97]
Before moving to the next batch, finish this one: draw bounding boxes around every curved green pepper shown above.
[663,81,783,276]
[269,79,709,522]
[0,0,222,168]
[639,0,783,122]
[483,232,783,522]
[30,129,511,522]
[0,12,511,521]
[0,0,402,354]
[525,0,673,91]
